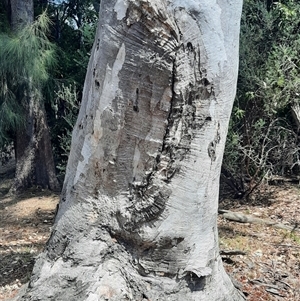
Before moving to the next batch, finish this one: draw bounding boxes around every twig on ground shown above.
[220,249,247,256]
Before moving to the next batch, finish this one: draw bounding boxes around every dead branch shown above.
[218,209,299,232]
[220,249,247,256]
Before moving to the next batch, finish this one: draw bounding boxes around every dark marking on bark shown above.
[73,280,90,297]
[117,186,171,232]
[46,231,70,260]
[208,122,221,162]
[131,193,166,224]
[208,141,216,161]
[95,79,100,88]
[187,42,193,51]
[185,272,206,291]
[133,88,139,112]
[202,78,210,86]
[53,203,59,220]
[94,161,101,177]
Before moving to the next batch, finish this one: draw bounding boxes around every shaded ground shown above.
[0,161,59,300]
[0,161,299,300]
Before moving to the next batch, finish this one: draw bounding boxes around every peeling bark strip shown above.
[18,1,244,301]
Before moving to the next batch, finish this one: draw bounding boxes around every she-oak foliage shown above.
[0,12,56,146]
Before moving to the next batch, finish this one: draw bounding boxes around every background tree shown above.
[0,0,59,192]
[0,0,98,187]
[16,0,244,300]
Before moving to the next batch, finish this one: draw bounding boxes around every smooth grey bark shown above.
[9,0,60,193]
[18,0,244,300]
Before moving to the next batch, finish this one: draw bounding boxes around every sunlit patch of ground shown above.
[219,184,300,300]
[0,189,59,300]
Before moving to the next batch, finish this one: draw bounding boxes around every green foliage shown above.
[43,1,97,179]
[0,12,56,146]
[223,0,300,197]
[51,83,79,181]
[0,1,97,182]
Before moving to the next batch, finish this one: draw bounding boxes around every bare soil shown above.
[0,164,299,300]
[0,161,59,300]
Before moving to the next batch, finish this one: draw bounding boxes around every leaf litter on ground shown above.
[0,175,299,300]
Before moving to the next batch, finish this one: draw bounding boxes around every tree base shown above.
[17,231,244,301]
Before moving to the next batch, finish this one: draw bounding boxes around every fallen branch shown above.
[268,175,300,185]
[218,209,299,232]
[220,249,247,256]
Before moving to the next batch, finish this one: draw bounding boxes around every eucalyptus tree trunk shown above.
[9,0,59,193]
[19,0,244,300]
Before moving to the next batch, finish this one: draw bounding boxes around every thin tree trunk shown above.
[9,0,59,193]
[17,0,244,300]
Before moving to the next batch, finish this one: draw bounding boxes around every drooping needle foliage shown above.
[0,11,56,146]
